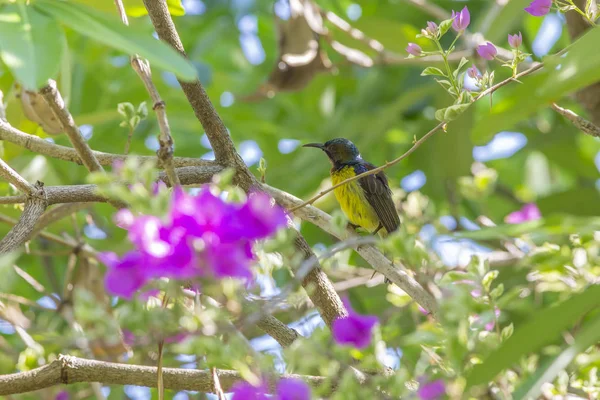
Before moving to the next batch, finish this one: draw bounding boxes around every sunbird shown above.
[303,138,400,237]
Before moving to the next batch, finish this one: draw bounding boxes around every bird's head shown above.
[303,138,361,165]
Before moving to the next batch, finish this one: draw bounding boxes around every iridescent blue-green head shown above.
[303,138,361,165]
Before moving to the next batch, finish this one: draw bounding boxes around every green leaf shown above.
[0,3,65,89]
[438,18,454,37]
[72,0,185,17]
[434,103,470,122]
[34,0,196,81]
[453,57,469,79]
[466,284,600,388]
[421,67,446,77]
[513,314,600,400]
[539,27,600,100]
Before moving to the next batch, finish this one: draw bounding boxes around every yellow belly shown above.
[331,166,380,232]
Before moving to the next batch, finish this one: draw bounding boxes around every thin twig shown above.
[551,102,600,137]
[0,158,35,195]
[211,367,227,400]
[39,81,103,172]
[114,0,180,186]
[290,61,545,212]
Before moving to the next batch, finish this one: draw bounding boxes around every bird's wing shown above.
[357,162,400,233]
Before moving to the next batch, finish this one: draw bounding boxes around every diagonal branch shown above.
[39,81,103,173]
[142,0,243,168]
[0,158,35,195]
[0,354,329,396]
[0,182,47,254]
[551,102,600,137]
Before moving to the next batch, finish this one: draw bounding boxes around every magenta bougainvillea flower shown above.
[451,6,470,32]
[100,186,287,298]
[505,203,541,224]
[406,43,422,56]
[332,297,378,349]
[417,379,446,400]
[276,378,312,400]
[55,391,70,400]
[231,381,270,400]
[231,378,310,400]
[508,32,523,48]
[525,0,552,16]
[477,42,497,60]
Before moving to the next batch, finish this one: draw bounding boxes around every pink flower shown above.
[451,6,470,32]
[99,251,148,299]
[406,43,422,56]
[277,378,311,400]
[418,379,445,400]
[525,0,552,16]
[477,42,497,60]
[332,297,378,349]
[508,32,523,48]
[505,203,541,224]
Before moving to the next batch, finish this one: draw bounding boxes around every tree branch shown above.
[0,354,329,396]
[0,119,209,168]
[551,103,600,138]
[0,182,47,254]
[0,158,35,195]
[255,314,300,348]
[142,0,244,168]
[263,185,439,319]
[39,81,103,173]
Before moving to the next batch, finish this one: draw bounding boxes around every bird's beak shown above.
[303,143,325,150]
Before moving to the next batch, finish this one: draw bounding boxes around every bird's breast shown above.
[331,166,380,232]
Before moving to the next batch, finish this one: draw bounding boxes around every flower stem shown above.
[435,40,460,98]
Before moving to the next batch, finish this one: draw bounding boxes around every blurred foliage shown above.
[0,0,599,399]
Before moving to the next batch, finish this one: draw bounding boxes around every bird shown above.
[303,138,400,238]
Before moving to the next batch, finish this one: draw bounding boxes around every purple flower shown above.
[99,251,148,299]
[122,329,136,346]
[505,203,541,224]
[418,379,446,400]
[477,42,497,60]
[406,43,422,56]
[276,378,311,400]
[426,21,438,35]
[152,180,168,195]
[231,381,269,400]
[55,391,69,400]
[508,32,522,48]
[525,0,552,16]
[451,6,470,32]
[332,298,378,349]
[467,64,480,79]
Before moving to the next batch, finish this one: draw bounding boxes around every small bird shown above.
[303,138,400,237]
